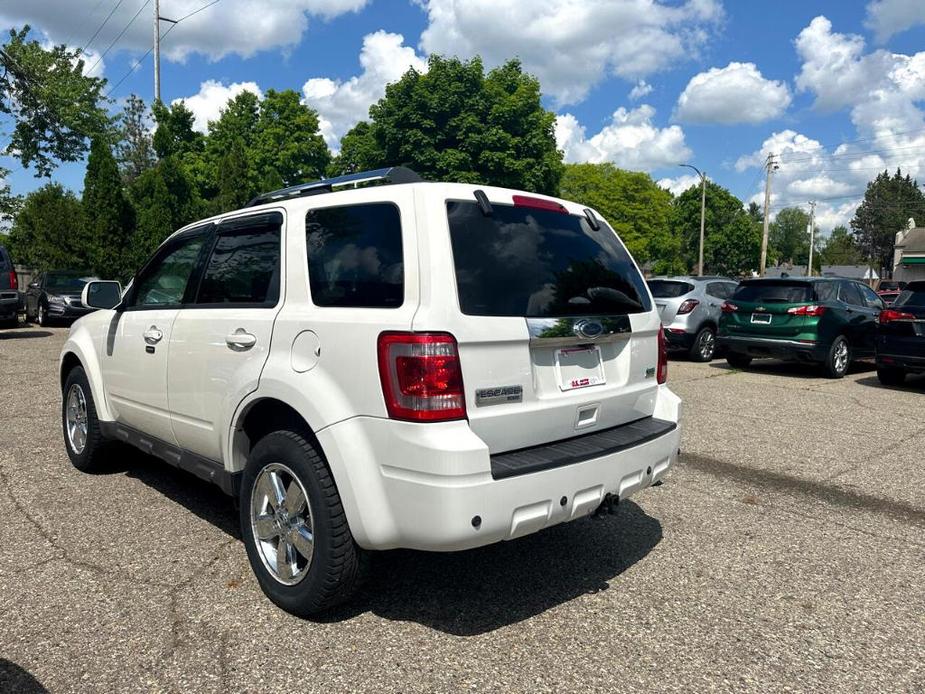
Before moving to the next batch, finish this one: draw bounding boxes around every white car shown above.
[60,167,681,615]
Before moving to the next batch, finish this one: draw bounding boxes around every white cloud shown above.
[657,173,703,196]
[865,0,925,43]
[175,81,264,133]
[417,0,723,105]
[0,1,370,63]
[302,31,426,151]
[556,105,691,171]
[675,62,791,124]
[629,80,653,101]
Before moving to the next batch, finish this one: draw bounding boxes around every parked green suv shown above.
[718,278,885,378]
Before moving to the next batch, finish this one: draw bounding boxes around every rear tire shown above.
[877,366,906,386]
[37,303,48,327]
[689,326,717,362]
[240,430,367,616]
[823,336,851,379]
[62,366,109,472]
[726,352,752,369]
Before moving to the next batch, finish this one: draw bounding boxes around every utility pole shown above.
[680,163,706,276]
[806,200,816,277]
[759,153,779,276]
[153,0,177,103]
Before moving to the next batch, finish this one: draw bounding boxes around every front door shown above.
[100,229,209,444]
[167,212,284,462]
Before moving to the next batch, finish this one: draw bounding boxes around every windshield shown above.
[46,274,92,293]
[732,281,815,304]
[648,280,694,298]
[447,201,651,317]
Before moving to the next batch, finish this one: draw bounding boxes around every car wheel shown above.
[62,366,109,472]
[37,303,48,327]
[689,326,717,362]
[877,366,906,386]
[824,336,851,379]
[240,430,367,616]
[726,352,752,369]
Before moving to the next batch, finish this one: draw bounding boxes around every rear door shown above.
[838,281,873,352]
[855,282,884,355]
[167,212,284,462]
[423,191,660,454]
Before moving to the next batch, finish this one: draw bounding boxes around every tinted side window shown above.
[858,283,884,309]
[132,234,206,308]
[706,282,730,299]
[306,203,403,308]
[196,219,281,306]
[814,281,837,302]
[838,281,864,306]
[0,247,9,269]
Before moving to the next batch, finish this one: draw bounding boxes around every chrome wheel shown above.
[250,463,315,586]
[833,340,849,374]
[37,305,45,326]
[698,329,715,360]
[65,384,88,454]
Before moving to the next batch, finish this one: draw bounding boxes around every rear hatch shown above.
[879,283,925,357]
[0,247,16,297]
[722,280,819,339]
[648,279,694,323]
[431,194,660,454]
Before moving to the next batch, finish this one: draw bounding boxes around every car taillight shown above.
[8,271,17,290]
[720,301,738,313]
[377,332,466,422]
[880,309,915,323]
[787,304,826,317]
[677,299,699,314]
[657,328,668,385]
[511,195,568,214]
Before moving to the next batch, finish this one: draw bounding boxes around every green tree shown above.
[768,207,810,267]
[216,138,251,213]
[558,163,681,274]
[1,27,110,176]
[329,121,382,176]
[200,91,261,204]
[252,89,329,189]
[819,225,864,266]
[152,100,203,159]
[6,183,84,268]
[116,94,156,186]
[129,155,198,269]
[672,182,760,276]
[82,136,134,279]
[355,56,562,194]
[0,170,21,230]
[851,168,925,275]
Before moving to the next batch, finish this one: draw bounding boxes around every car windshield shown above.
[46,274,92,293]
[446,200,651,317]
[647,280,694,298]
[893,283,925,307]
[732,281,815,304]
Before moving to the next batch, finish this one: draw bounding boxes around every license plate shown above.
[556,345,605,391]
[751,313,772,324]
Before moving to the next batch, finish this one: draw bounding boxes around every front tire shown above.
[824,336,851,379]
[689,326,717,362]
[877,366,906,386]
[240,430,366,616]
[37,303,48,327]
[726,352,752,369]
[62,366,109,472]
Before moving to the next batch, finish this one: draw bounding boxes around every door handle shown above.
[226,329,257,351]
[143,326,163,344]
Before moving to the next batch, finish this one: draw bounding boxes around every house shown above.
[893,222,925,282]
[763,264,805,278]
[821,265,879,281]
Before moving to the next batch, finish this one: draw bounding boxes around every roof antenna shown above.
[583,208,601,230]
[473,189,493,216]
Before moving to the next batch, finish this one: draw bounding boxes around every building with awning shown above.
[893,224,925,281]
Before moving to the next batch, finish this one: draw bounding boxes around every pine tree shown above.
[82,136,134,280]
[116,94,156,186]
[851,169,925,275]
[216,138,251,213]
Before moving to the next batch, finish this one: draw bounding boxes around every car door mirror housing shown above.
[82,280,123,310]
[29,281,40,289]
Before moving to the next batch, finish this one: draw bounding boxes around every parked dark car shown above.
[0,245,20,328]
[877,280,907,293]
[878,289,901,306]
[718,278,884,378]
[876,281,925,385]
[25,271,98,326]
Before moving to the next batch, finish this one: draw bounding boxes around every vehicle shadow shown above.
[707,358,876,379]
[855,373,925,391]
[0,659,49,694]
[0,329,54,340]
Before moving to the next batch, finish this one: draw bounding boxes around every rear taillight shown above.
[787,304,826,317]
[720,301,738,313]
[8,271,17,290]
[880,309,915,323]
[657,329,668,385]
[677,299,699,314]
[512,195,568,214]
[377,332,466,422]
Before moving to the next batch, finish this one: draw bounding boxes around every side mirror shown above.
[82,280,123,310]
[28,281,40,290]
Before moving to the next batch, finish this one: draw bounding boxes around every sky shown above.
[3,0,925,236]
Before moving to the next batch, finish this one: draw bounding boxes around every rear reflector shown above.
[879,309,915,323]
[512,195,568,214]
[677,299,699,315]
[657,329,668,385]
[377,332,466,422]
[720,301,738,313]
[787,304,826,317]
[8,271,17,291]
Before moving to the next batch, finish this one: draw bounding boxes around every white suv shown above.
[60,167,681,615]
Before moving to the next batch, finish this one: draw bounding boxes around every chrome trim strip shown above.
[718,335,816,347]
[526,315,632,347]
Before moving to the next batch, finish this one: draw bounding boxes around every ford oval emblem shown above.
[574,319,604,339]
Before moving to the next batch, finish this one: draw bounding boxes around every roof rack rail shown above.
[244,166,423,208]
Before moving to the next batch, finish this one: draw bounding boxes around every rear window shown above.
[732,281,815,304]
[894,283,925,307]
[447,201,650,317]
[648,280,694,298]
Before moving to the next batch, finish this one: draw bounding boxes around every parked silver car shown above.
[648,276,739,361]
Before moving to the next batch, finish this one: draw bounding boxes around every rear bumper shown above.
[718,334,827,362]
[877,352,925,373]
[318,386,681,552]
[0,293,19,318]
[663,327,695,350]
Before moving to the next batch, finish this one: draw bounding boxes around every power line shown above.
[62,0,108,49]
[86,0,152,76]
[82,0,128,53]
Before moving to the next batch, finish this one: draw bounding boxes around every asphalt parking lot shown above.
[1,326,923,693]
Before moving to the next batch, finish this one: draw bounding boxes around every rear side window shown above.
[306,203,403,308]
[648,280,693,298]
[839,281,864,306]
[196,216,282,306]
[814,281,837,302]
[732,281,814,304]
[706,282,734,299]
[894,283,925,307]
[447,201,650,317]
